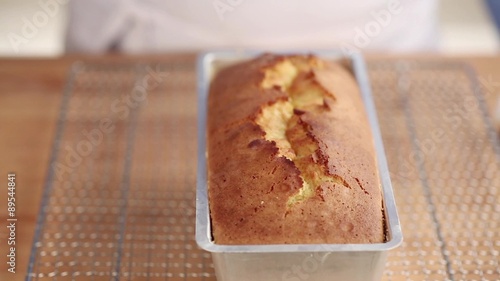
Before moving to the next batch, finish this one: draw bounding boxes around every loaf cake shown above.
[207,54,384,244]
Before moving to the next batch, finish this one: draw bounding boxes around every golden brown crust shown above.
[207,54,384,244]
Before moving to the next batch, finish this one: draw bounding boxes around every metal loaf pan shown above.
[196,50,403,281]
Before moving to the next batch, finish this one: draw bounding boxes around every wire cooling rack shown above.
[27,59,499,281]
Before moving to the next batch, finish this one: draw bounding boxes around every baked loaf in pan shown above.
[207,54,384,244]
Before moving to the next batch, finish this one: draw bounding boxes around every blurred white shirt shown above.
[66,0,439,53]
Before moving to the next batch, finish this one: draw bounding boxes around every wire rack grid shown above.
[26,59,499,281]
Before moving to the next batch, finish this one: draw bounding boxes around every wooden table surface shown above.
[0,54,499,281]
